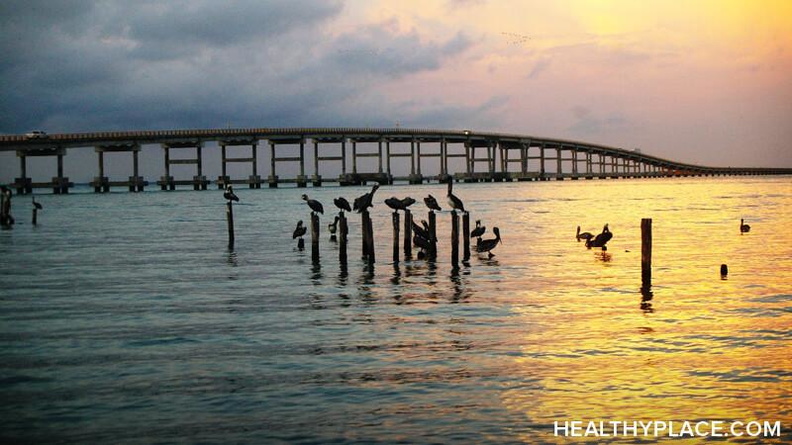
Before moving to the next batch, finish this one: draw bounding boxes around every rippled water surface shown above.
[1,177,790,444]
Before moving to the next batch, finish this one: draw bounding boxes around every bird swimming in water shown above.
[446,181,465,213]
[301,194,324,214]
[740,218,751,233]
[32,196,43,210]
[292,220,306,239]
[334,197,352,213]
[476,227,502,258]
[587,224,613,250]
[223,185,239,202]
[470,220,486,239]
[424,194,441,212]
[353,184,379,213]
[576,225,594,243]
[328,215,339,235]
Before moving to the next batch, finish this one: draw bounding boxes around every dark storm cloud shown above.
[0,0,480,134]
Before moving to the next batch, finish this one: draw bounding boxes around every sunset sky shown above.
[1,0,790,178]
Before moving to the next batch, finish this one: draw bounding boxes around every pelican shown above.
[424,194,442,212]
[400,197,416,209]
[587,224,613,250]
[740,218,751,233]
[412,220,432,241]
[476,227,502,258]
[292,220,306,239]
[223,185,239,202]
[413,233,432,252]
[334,197,352,213]
[446,181,465,213]
[32,196,43,210]
[576,225,594,242]
[384,197,406,211]
[470,220,486,239]
[301,194,324,214]
[353,184,379,213]
[328,215,339,235]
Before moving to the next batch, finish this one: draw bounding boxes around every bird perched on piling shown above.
[400,197,416,209]
[740,218,751,233]
[385,197,407,211]
[576,226,594,243]
[476,227,502,258]
[424,194,442,212]
[292,220,307,239]
[353,184,379,213]
[470,220,486,240]
[586,224,613,250]
[223,185,239,202]
[412,219,433,242]
[32,196,43,210]
[301,194,324,214]
[334,197,352,213]
[446,181,465,213]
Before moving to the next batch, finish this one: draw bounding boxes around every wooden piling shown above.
[404,209,412,259]
[32,208,38,226]
[428,211,437,260]
[226,201,235,249]
[311,212,320,262]
[641,218,652,287]
[451,210,459,269]
[362,210,375,263]
[462,212,470,261]
[392,211,400,263]
[339,212,348,265]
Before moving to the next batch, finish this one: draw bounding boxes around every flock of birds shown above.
[283,181,503,259]
[219,184,754,260]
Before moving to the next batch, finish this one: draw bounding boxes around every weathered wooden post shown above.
[339,212,348,265]
[32,207,38,226]
[428,210,437,260]
[641,218,652,287]
[403,209,412,259]
[462,212,470,261]
[451,210,459,269]
[226,201,235,249]
[311,212,320,262]
[392,211,400,263]
[362,210,375,263]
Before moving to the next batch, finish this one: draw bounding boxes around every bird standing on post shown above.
[424,194,441,212]
[353,184,379,213]
[476,227,502,259]
[32,196,43,210]
[446,181,465,213]
[301,194,324,214]
[385,197,407,211]
[586,224,613,250]
[223,185,239,202]
[293,220,307,239]
[334,197,352,213]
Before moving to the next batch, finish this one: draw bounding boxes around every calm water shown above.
[1,176,790,444]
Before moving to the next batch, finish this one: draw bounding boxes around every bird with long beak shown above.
[301,194,324,214]
[476,227,502,259]
[446,181,465,213]
[223,185,239,202]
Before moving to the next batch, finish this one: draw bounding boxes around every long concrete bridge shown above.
[1,127,789,194]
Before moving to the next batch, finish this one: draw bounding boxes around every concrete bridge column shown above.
[268,141,278,188]
[539,143,546,179]
[378,140,384,174]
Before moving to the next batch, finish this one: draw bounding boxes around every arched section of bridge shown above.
[1,128,789,193]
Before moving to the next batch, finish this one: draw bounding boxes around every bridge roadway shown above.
[1,127,790,193]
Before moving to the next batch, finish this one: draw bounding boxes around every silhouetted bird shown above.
[292,220,306,239]
[353,184,379,213]
[385,197,407,211]
[32,196,43,210]
[470,220,486,239]
[740,218,751,233]
[424,194,442,212]
[412,220,433,242]
[413,233,432,252]
[476,227,502,258]
[400,197,416,209]
[301,194,324,214]
[334,197,352,212]
[576,225,594,243]
[587,224,613,250]
[223,185,239,202]
[446,181,465,213]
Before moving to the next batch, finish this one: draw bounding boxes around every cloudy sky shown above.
[1,0,791,178]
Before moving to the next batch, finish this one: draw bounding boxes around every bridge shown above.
[1,127,790,194]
